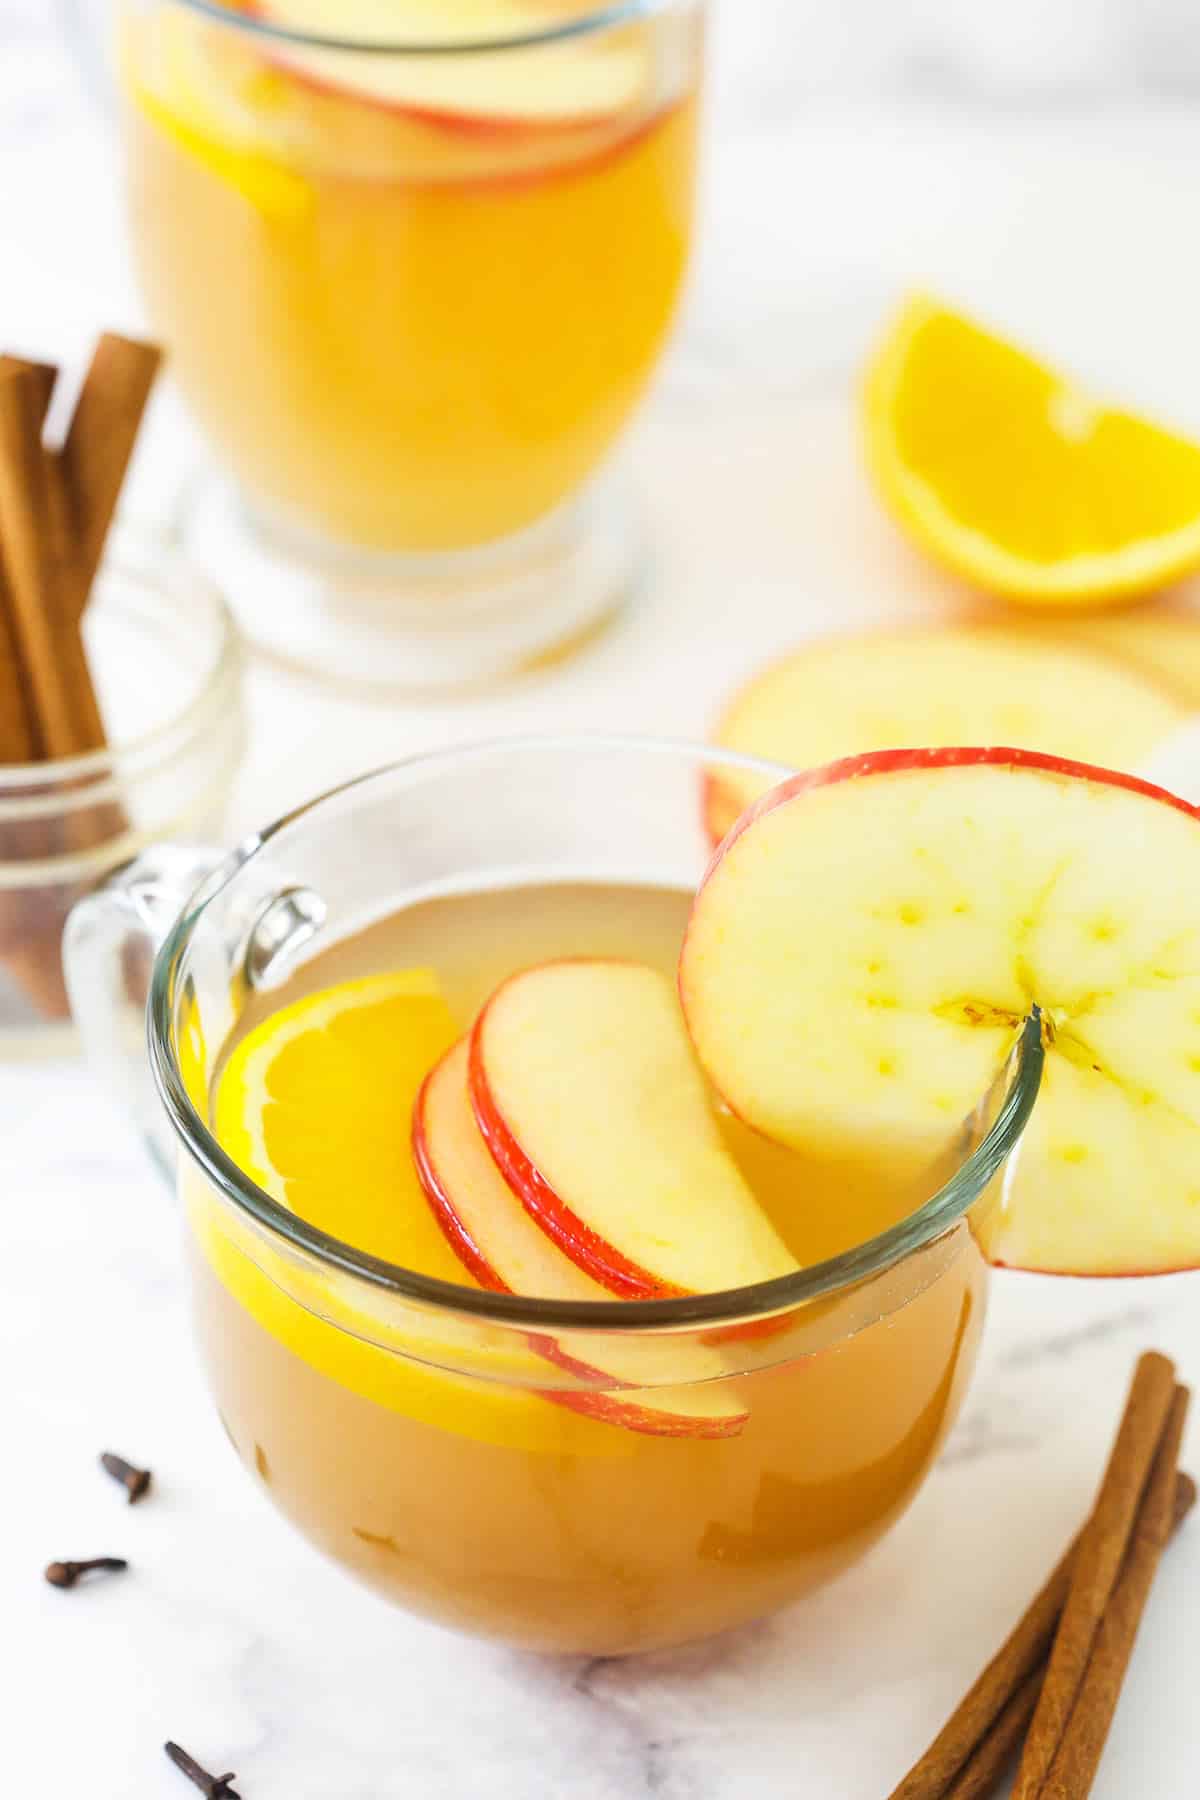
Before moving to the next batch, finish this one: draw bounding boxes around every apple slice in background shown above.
[680,746,1200,1276]
[704,627,1187,845]
[414,1040,749,1439]
[1032,608,1200,708]
[250,0,651,126]
[469,960,799,1298]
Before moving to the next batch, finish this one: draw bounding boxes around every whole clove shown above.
[100,1450,152,1503]
[44,1556,128,1588]
[164,1741,241,1798]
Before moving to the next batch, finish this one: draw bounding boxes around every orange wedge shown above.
[864,296,1200,609]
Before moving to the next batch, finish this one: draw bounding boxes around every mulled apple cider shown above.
[103,737,1049,1660]
[117,0,702,554]
[190,876,993,1654]
[111,735,1200,1658]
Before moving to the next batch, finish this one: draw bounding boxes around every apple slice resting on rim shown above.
[413,1040,748,1439]
[469,960,799,1298]
[679,747,1200,1276]
[250,0,651,126]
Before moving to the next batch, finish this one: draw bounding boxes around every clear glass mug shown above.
[65,738,1042,1655]
[114,1,706,687]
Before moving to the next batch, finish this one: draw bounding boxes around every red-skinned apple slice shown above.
[680,745,1200,1276]
[413,1040,748,1439]
[703,627,1186,846]
[469,960,798,1298]
[249,0,650,127]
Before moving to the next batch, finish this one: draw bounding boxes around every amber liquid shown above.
[119,5,700,553]
[191,881,987,1654]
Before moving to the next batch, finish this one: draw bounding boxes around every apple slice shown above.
[1035,609,1200,707]
[680,746,1200,1275]
[130,4,632,209]
[417,1038,606,1300]
[413,1040,748,1438]
[705,627,1186,846]
[251,0,650,126]
[469,960,798,1298]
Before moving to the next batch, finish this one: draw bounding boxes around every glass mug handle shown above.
[64,844,227,1182]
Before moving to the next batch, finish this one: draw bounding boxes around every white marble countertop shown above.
[8,12,1200,1798]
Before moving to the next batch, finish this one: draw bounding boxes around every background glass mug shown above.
[115,1,706,686]
[65,738,1042,1655]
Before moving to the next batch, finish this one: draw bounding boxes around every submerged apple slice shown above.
[705,627,1186,845]
[252,0,650,125]
[469,960,798,1298]
[417,1038,605,1299]
[413,1040,748,1438]
[680,747,1200,1275]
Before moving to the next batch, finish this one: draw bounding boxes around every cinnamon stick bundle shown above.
[0,335,161,1018]
[890,1351,1193,1800]
[1012,1350,1178,1798]
[1039,1380,1190,1799]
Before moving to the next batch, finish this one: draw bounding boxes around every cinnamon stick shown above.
[60,333,162,615]
[0,360,71,1012]
[0,576,36,764]
[1011,1349,1176,1799]
[1042,1383,1191,1799]
[889,1529,1084,1800]
[942,1668,1042,1800]
[0,364,78,759]
[0,355,57,420]
[941,1474,1194,1800]
[0,336,160,762]
[0,356,63,763]
[0,335,161,1019]
[54,337,160,755]
[889,1373,1191,1800]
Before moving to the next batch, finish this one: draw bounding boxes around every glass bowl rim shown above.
[148,732,1044,1335]
[166,0,693,57]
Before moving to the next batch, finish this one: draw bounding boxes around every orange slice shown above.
[214,969,463,1278]
[203,972,635,1456]
[864,296,1200,609]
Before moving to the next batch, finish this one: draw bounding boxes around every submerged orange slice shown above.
[864,296,1200,609]
[214,970,463,1278]
[205,973,632,1455]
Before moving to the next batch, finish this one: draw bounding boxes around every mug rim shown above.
[148,733,1045,1334]
[168,0,693,57]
